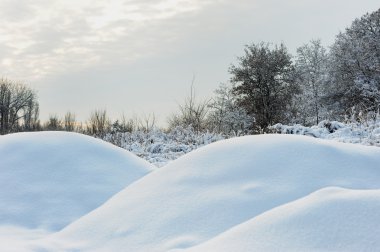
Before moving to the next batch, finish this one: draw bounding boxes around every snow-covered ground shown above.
[1,133,379,251]
[0,132,153,231]
[183,187,380,252]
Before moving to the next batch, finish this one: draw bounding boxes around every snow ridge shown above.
[35,134,380,251]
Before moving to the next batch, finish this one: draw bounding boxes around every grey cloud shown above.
[0,0,37,22]
[1,0,379,124]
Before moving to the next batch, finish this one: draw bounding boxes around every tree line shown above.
[1,8,379,136]
[170,8,380,134]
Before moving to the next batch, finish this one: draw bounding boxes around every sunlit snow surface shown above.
[1,133,380,251]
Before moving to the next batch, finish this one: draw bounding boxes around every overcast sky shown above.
[1,0,379,126]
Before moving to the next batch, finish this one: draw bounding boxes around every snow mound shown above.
[37,134,380,251]
[183,187,380,252]
[0,131,153,230]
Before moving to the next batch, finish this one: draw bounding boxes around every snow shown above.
[24,134,380,252]
[97,119,380,168]
[0,226,49,252]
[183,187,380,252]
[102,126,224,167]
[270,119,380,146]
[0,131,153,231]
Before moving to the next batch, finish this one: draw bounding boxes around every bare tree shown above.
[87,109,111,137]
[139,113,156,132]
[121,114,137,133]
[111,113,136,133]
[64,111,76,131]
[168,79,210,132]
[23,95,40,131]
[0,78,39,134]
[44,115,63,131]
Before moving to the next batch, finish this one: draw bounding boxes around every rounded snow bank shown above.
[0,131,153,230]
[44,134,380,252]
[185,187,380,252]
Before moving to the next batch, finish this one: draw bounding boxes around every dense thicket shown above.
[328,9,380,117]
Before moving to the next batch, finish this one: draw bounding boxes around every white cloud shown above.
[0,0,214,81]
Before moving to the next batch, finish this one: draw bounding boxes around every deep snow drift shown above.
[31,134,380,252]
[0,131,153,231]
[183,187,380,252]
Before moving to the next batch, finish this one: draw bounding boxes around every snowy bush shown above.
[99,126,225,167]
[269,119,380,147]
[91,118,380,167]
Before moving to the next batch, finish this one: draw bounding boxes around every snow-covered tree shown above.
[328,8,380,117]
[230,42,298,131]
[207,83,254,135]
[295,39,329,125]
